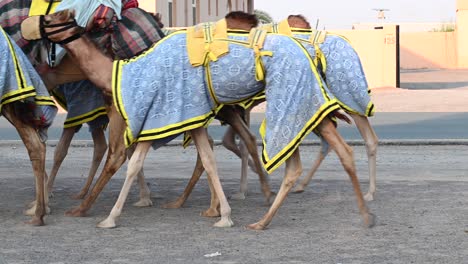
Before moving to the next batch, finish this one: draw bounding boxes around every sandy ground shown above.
[0,143,467,264]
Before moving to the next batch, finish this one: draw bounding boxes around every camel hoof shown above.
[201,208,221,218]
[245,222,266,231]
[365,212,376,228]
[229,192,246,200]
[133,198,153,207]
[65,208,87,217]
[26,216,45,226]
[292,186,305,193]
[364,192,375,202]
[161,200,183,209]
[24,206,50,216]
[96,217,117,229]
[213,217,234,228]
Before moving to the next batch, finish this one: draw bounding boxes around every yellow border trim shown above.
[261,100,340,173]
[63,107,107,128]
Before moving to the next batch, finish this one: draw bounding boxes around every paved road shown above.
[0,144,467,264]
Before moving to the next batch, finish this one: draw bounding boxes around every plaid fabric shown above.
[122,0,139,9]
[111,7,162,59]
[0,0,41,64]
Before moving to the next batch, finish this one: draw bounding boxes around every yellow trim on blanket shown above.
[187,20,229,67]
[29,0,59,16]
[261,100,340,173]
[35,95,56,106]
[1,87,36,106]
[63,107,107,128]
[1,28,30,92]
[51,90,67,110]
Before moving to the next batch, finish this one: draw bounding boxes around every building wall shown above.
[400,32,457,69]
[332,25,398,88]
[139,0,250,27]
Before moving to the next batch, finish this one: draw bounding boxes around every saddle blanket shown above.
[293,31,375,117]
[113,31,339,173]
[53,80,108,132]
[0,26,57,140]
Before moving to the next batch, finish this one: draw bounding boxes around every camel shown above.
[1,1,164,208]
[278,15,379,200]
[0,26,58,225]
[26,10,375,230]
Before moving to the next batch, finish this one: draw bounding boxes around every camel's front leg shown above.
[191,127,233,227]
[350,114,378,201]
[4,105,47,225]
[48,127,74,196]
[318,118,375,227]
[126,145,152,207]
[293,138,331,193]
[247,149,302,230]
[97,141,152,228]
[72,127,108,199]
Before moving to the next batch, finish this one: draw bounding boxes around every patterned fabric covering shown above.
[0,0,42,64]
[293,31,375,117]
[0,26,57,140]
[113,31,339,173]
[111,7,163,59]
[53,80,109,132]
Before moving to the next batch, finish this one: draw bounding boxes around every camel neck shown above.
[63,37,113,94]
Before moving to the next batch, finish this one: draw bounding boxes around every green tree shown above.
[255,9,274,24]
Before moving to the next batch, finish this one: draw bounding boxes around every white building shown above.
[139,0,254,27]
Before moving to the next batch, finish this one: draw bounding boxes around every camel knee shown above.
[365,136,378,158]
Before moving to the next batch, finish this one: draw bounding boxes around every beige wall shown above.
[400,32,457,69]
[457,0,468,68]
[332,26,398,88]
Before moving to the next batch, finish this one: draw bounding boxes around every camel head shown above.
[287,14,312,29]
[225,11,259,31]
[21,9,85,45]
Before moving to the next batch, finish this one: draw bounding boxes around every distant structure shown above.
[372,8,389,20]
[139,0,254,27]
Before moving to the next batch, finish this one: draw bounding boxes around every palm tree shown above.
[254,9,274,24]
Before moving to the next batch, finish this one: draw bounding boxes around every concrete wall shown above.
[332,26,398,88]
[400,32,457,69]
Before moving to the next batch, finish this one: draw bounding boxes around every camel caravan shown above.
[0,0,377,229]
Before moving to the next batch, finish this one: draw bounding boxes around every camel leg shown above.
[65,105,127,217]
[47,127,75,196]
[230,138,249,200]
[191,127,233,227]
[317,118,375,227]
[3,105,47,225]
[247,149,302,230]
[72,127,108,199]
[350,113,378,201]
[161,136,214,209]
[292,138,331,193]
[97,141,152,228]
[222,125,257,174]
[126,145,152,207]
[222,109,273,203]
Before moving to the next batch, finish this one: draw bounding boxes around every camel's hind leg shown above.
[161,136,214,209]
[247,149,302,230]
[219,108,273,203]
[3,105,47,225]
[191,127,233,227]
[293,138,331,193]
[72,127,108,199]
[350,113,378,201]
[126,145,152,207]
[318,118,375,227]
[65,104,127,217]
[47,127,75,196]
[97,141,152,228]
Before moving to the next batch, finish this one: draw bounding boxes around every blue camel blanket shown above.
[113,30,339,173]
[0,27,57,140]
[293,31,374,117]
[53,80,109,132]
